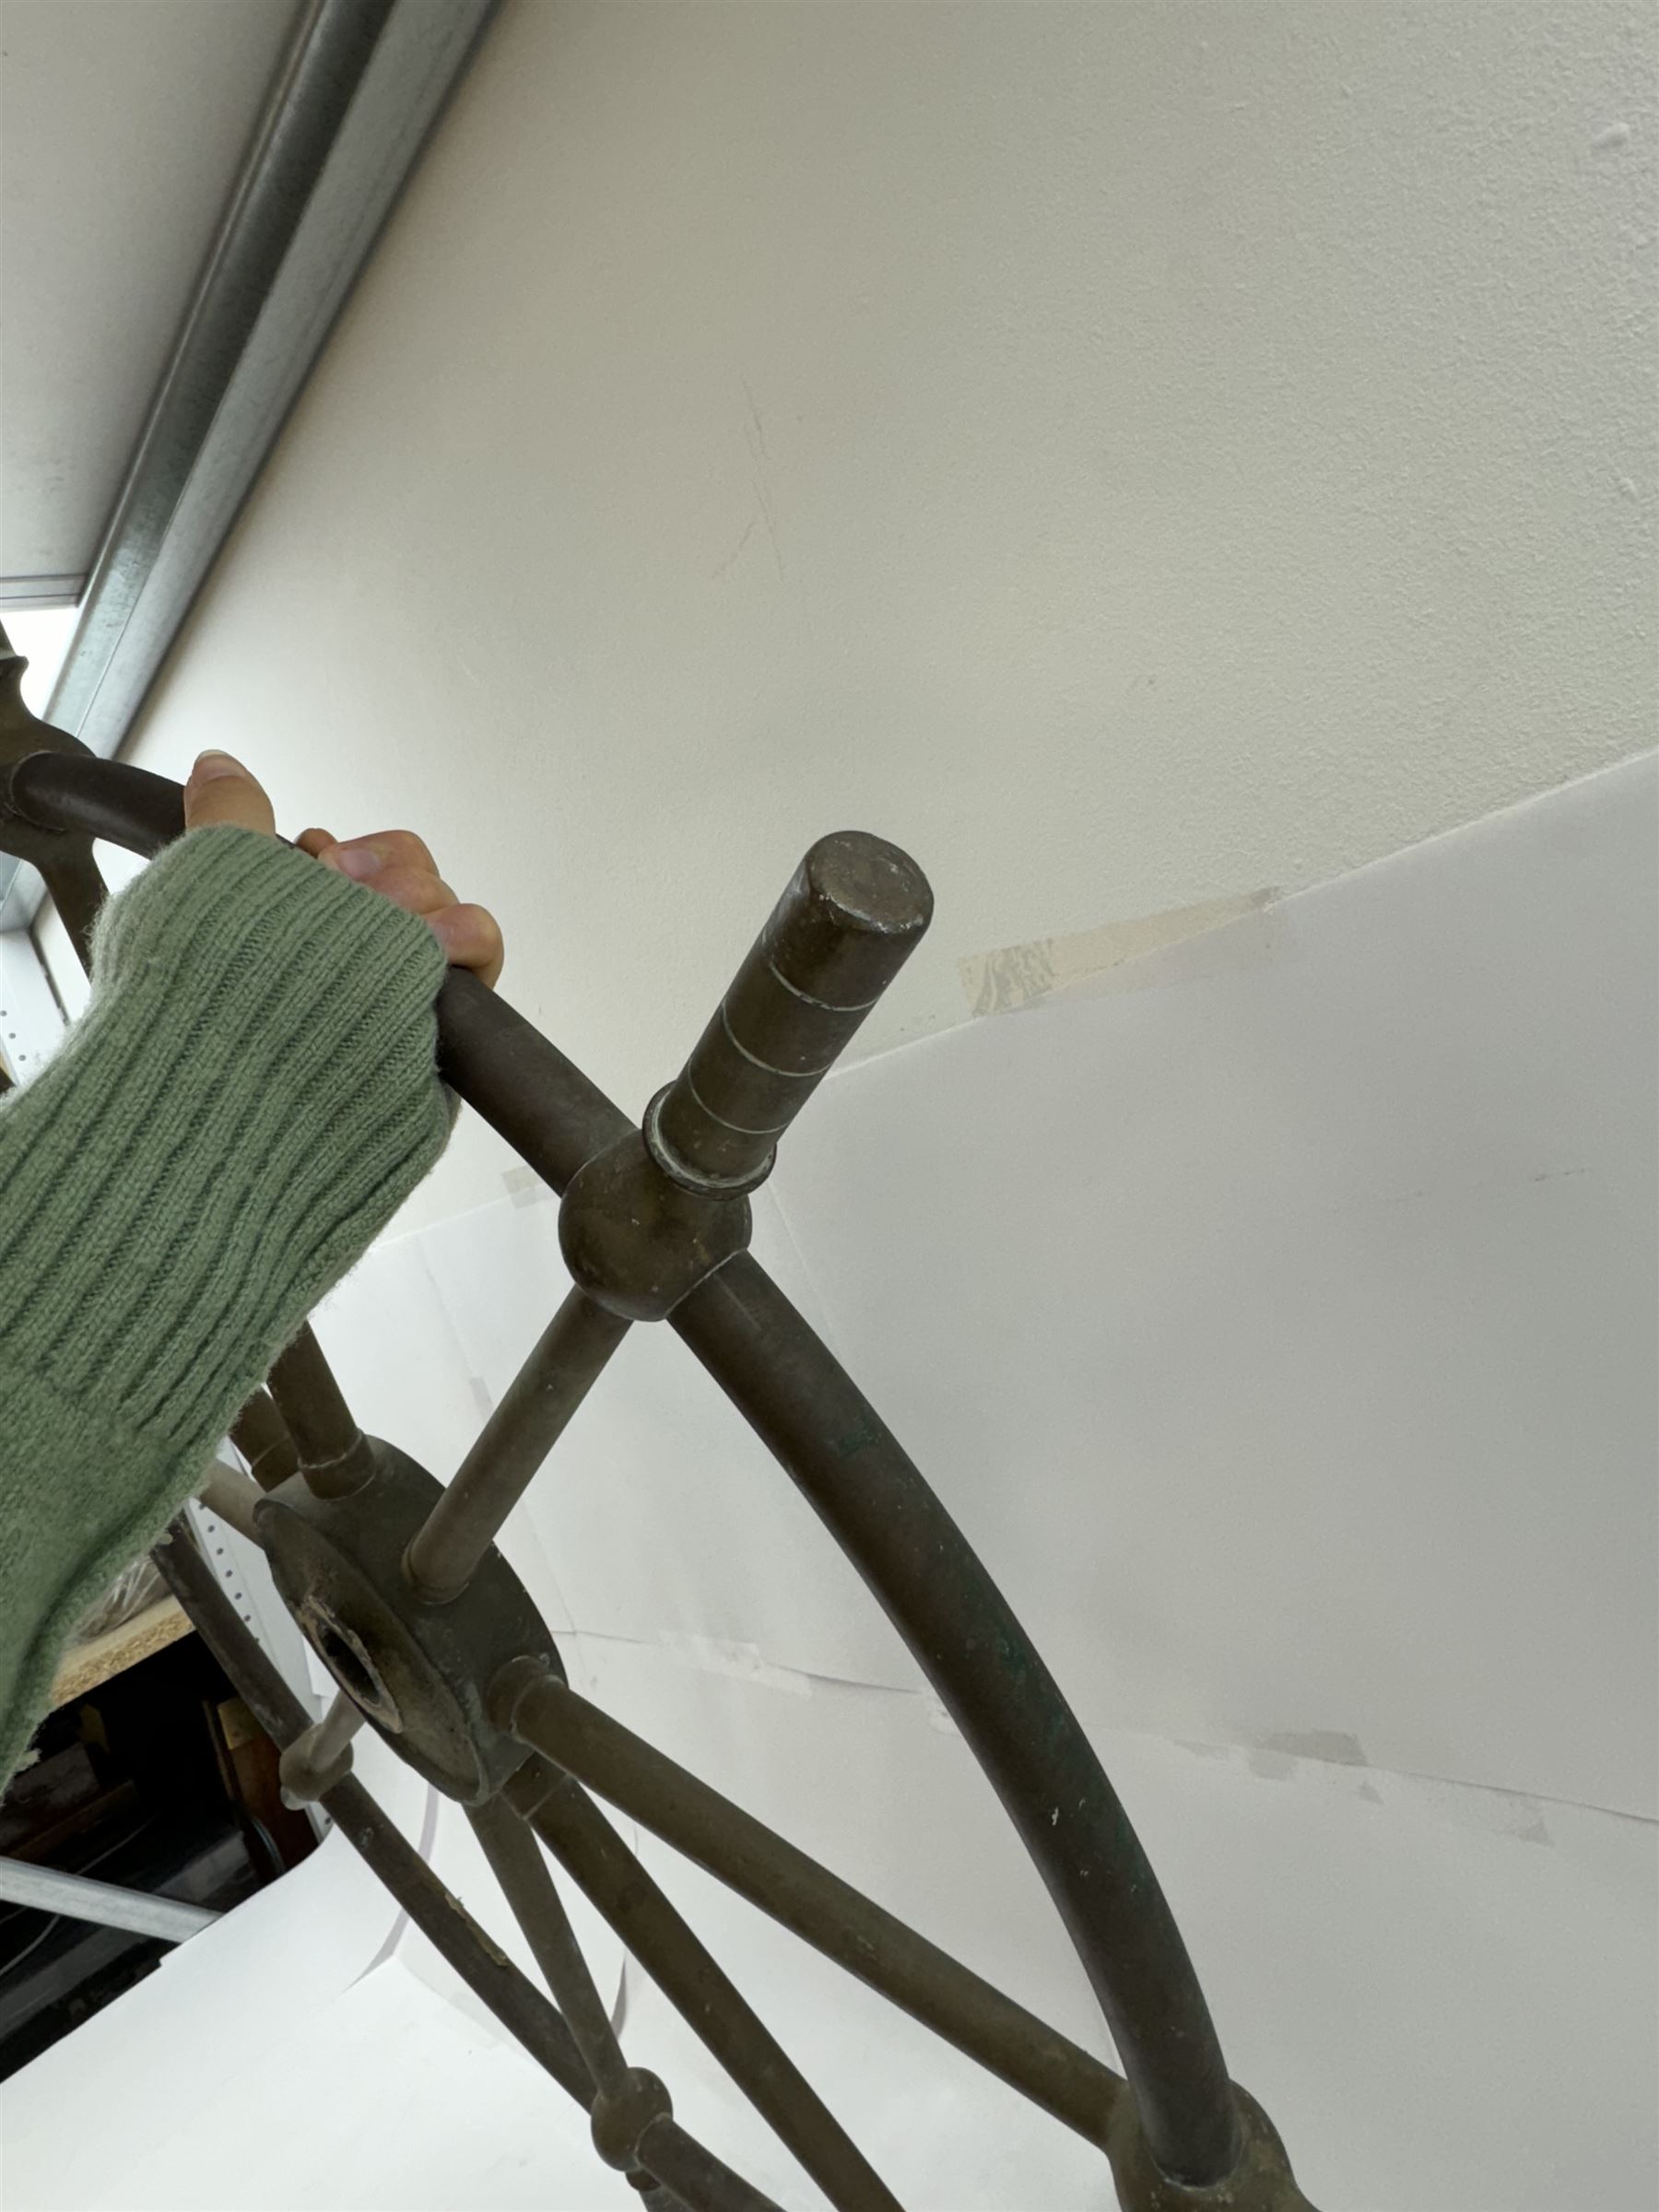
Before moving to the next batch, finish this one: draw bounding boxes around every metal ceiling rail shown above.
[0,0,499,935]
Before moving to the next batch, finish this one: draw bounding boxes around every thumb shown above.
[183,750,276,836]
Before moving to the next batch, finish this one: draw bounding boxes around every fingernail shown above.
[335,846,382,879]
[192,749,243,782]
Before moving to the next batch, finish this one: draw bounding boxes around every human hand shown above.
[183,749,505,991]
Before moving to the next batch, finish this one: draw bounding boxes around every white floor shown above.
[4,1641,1653,2210]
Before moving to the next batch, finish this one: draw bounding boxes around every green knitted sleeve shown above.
[0,824,461,1788]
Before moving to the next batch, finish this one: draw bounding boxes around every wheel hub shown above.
[254,1437,563,1805]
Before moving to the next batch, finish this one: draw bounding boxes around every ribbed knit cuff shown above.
[0,825,459,1783]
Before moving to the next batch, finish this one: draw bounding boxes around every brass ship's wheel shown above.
[1,626,1312,2212]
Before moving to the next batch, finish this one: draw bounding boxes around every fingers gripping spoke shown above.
[506,1758,904,2212]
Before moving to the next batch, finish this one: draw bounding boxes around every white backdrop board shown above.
[5,757,1653,2209]
[764,751,1659,1818]
[6,1648,1651,2209]
[335,751,1656,1813]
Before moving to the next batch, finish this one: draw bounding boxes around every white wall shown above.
[93,0,1654,1240]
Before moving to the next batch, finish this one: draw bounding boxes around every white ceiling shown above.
[0,0,303,595]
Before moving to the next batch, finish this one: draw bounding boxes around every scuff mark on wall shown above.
[1171,1728,1581,1850]
[1247,1748,1298,1782]
[659,1631,814,1698]
[958,888,1280,1016]
[1258,1728,1368,1766]
[501,1164,551,1207]
[740,375,785,582]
